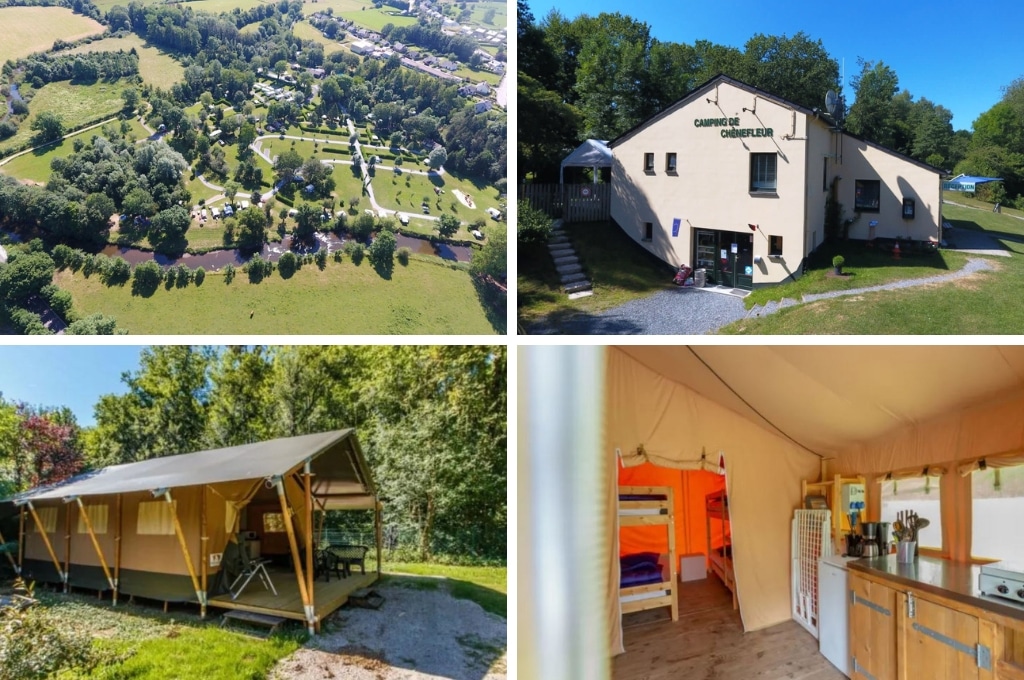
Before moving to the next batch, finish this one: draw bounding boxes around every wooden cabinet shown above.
[850,573,898,680]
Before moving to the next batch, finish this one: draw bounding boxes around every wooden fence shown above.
[519,183,611,223]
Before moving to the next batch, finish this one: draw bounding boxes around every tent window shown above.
[263,512,286,533]
[77,504,109,535]
[880,477,942,550]
[972,465,1024,561]
[31,506,58,533]
[137,500,177,536]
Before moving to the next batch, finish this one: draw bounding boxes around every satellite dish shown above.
[825,90,839,117]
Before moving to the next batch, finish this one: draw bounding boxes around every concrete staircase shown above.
[547,219,593,298]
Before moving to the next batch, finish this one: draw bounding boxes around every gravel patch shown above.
[536,256,997,334]
[271,581,506,680]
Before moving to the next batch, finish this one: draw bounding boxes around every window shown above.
[642,222,653,242]
[749,153,777,193]
[902,197,915,219]
[769,235,783,257]
[30,506,58,533]
[263,512,286,533]
[665,153,677,174]
[643,153,655,174]
[880,476,942,550]
[855,180,881,212]
[972,465,1024,561]
[137,500,176,536]
[77,504,108,535]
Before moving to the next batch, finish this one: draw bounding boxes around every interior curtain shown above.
[606,446,624,657]
[957,451,1024,476]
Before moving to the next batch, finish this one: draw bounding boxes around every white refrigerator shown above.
[818,554,860,677]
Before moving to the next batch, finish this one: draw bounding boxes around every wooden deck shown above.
[208,566,378,622]
[613,576,845,680]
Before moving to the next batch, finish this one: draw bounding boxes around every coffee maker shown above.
[860,522,880,557]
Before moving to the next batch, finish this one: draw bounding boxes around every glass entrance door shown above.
[694,230,754,290]
[695,231,717,284]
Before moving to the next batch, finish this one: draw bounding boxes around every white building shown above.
[609,75,943,290]
[350,39,375,55]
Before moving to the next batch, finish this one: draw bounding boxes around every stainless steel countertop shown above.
[848,554,1024,622]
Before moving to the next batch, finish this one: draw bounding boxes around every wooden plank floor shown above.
[208,567,378,621]
[613,576,845,680]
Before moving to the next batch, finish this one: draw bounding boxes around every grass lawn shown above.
[338,7,418,32]
[370,166,498,225]
[718,203,1024,334]
[0,6,104,63]
[384,562,506,618]
[55,257,500,334]
[300,0,366,13]
[181,0,276,13]
[518,220,677,328]
[463,0,507,29]
[0,80,128,154]
[67,34,185,90]
[0,118,150,183]
[454,65,502,86]
[291,20,345,54]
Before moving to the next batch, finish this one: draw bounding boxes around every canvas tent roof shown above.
[5,429,375,510]
[561,139,612,169]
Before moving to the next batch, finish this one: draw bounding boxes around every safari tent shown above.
[2,429,381,633]
[520,346,1024,679]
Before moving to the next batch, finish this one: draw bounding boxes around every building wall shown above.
[610,82,812,285]
[610,78,943,287]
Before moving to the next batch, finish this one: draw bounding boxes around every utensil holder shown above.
[897,540,916,563]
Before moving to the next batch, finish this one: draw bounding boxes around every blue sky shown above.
[0,346,144,426]
[525,0,1024,131]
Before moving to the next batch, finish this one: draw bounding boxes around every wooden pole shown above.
[163,491,203,611]
[64,502,72,592]
[113,494,122,606]
[276,478,313,633]
[200,486,208,619]
[25,502,64,586]
[0,527,18,573]
[303,464,314,624]
[375,501,383,577]
[18,506,25,571]
[74,498,115,593]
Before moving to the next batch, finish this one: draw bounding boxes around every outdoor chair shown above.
[329,544,369,577]
[228,534,278,600]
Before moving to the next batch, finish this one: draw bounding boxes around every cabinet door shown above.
[850,573,897,680]
[902,596,982,680]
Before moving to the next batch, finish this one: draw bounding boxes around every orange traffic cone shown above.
[893,241,901,259]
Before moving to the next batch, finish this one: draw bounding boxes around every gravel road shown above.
[271,580,506,680]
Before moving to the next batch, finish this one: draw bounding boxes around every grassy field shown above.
[370,166,499,225]
[55,257,499,334]
[463,0,507,29]
[338,7,418,32]
[291,20,345,54]
[518,220,677,329]
[454,64,502,85]
[67,34,185,90]
[0,79,129,154]
[386,563,507,617]
[0,6,104,63]
[0,118,150,183]
[181,0,277,14]
[718,203,1024,334]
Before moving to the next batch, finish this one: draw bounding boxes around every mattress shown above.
[620,553,668,588]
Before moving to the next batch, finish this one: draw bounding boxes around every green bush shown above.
[0,603,96,679]
[517,199,552,244]
[278,251,298,278]
[345,241,365,265]
[194,267,206,286]
[50,244,78,270]
[832,255,845,268]
[396,246,411,266]
[223,263,236,284]
[315,248,328,270]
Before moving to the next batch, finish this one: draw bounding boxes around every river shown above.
[99,231,471,270]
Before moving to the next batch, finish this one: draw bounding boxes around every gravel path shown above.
[536,256,996,334]
[271,581,506,680]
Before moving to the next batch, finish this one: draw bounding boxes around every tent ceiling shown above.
[617,346,1024,458]
[6,429,376,506]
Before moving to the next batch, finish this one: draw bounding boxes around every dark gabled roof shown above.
[4,429,376,510]
[608,74,943,175]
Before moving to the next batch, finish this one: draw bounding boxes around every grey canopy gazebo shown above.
[560,139,612,184]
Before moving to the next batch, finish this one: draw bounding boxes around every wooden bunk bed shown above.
[617,486,678,621]
[706,487,738,610]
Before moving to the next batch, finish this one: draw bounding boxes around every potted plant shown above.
[832,254,845,275]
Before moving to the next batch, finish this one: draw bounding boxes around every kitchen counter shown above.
[849,554,1024,623]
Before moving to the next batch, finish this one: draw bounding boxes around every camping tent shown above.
[520,345,1024,678]
[942,174,1003,192]
[560,139,612,184]
[2,429,379,632]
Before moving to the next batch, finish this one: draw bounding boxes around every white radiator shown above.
[791,509,832,638]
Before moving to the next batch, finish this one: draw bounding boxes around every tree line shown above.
[0,346,507,562]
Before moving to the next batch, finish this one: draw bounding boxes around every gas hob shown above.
[980,561,1024,604]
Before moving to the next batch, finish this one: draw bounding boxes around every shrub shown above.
[223,263,236,284]
[517,199,552,244]
[41,284,75,321]
[0,601,96,679]
[194,266,206,286]
[832,255,845,268]
[333,249,343,262]
[50,244,77,270]
[278,251,298,278]
[315,248,328,270]
[345,241,365,265]
[396,246,411,266]
[132,260,163,295]
[102,256,131,286]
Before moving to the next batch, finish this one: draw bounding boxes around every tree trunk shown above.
[419,496,435,561]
